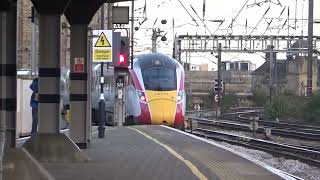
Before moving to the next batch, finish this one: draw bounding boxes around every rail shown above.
[192,128,320,167]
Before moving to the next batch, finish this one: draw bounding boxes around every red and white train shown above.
[125,53,186,130]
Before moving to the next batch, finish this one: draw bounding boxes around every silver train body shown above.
[61,65,115,114]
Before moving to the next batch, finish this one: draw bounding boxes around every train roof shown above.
[136,53,179,69]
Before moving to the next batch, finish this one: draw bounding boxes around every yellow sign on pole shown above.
[94,49,112,60]
[92,30,113,63]
[94,32,111,47]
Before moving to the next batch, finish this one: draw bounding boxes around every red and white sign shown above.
[74,57,85,73]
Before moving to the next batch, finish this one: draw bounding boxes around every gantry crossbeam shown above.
[174,34,320,61]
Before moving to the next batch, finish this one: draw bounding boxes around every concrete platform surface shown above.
[42,125,294,180]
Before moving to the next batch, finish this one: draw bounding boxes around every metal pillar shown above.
[306,0,313,96]
[115,75,125,127]
[131,0,134,69]
[0,5,17,149]
[69,25,88,148]
[151,29,157,53]
[217,43,222,109]
[268,43,274,102]
[38,14,61,133]
[271,40,274,100]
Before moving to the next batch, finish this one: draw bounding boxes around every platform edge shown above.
[161,125,300,180]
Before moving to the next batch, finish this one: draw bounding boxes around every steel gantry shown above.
[173,34,320,106]
[173,34,320,62]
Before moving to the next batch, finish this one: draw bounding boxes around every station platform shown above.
[37,125,294,180]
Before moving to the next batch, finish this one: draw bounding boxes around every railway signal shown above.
[214,79,224,93]
[115,36,130,68]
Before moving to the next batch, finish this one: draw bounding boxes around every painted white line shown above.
[161,125,299,180]
[129,127,208,180]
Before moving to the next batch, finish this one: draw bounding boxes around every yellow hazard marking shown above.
[95,32,111,47]
[129,127,208,180]
[93,49,112,62]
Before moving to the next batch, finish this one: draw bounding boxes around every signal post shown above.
[113,34,130,126]
[112,6,130,126]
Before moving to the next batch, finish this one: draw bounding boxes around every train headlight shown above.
[177,91,184,102]
[137,91,147,102]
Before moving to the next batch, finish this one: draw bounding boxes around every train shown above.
[125,53,186,130]
[16,52,185,136]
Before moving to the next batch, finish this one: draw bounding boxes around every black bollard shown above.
[189,119,193,134]
[98,99,106,138]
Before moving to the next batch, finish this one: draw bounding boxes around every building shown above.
[189,64,200,71]
[183,63,209,71]
[199,64,209,71]
[222,61,256,71]
[185,63,254,109]
[251,56,320,96]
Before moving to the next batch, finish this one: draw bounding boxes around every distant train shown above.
[125,53,186,130]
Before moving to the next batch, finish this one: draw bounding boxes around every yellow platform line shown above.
[129,127,208,180]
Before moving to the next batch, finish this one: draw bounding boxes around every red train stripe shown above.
[179,72,185,91]
[174,102,184,128]
[137,102,151,124]
[130,70,143,91]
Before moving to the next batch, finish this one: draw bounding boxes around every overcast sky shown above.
[116,0,320,69]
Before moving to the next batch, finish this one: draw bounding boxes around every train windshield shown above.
[142,67,176,91]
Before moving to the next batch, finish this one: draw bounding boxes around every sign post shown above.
[92,30,113,138]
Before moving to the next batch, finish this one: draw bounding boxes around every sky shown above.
[116,0,320,70]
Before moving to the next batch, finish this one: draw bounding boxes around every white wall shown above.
[16,78,33,137]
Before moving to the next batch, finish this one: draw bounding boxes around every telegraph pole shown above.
[306,0,313,96]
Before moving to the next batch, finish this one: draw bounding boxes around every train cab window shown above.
[142,67,177,91]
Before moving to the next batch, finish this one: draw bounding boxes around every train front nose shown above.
[148,99,176,126]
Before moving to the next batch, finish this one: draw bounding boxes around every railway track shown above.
[186,107,264,115]
[237,113,320,133]
[189,127,320,167]
[187,108,320,141]
[221,111,320,132]
[191,117,320,141]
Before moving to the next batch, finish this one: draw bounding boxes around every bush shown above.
[303,92,320,122]
[221,94,238,110]
[252,89,268,106]
[264,95,306,119]
[262,93,319,124]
